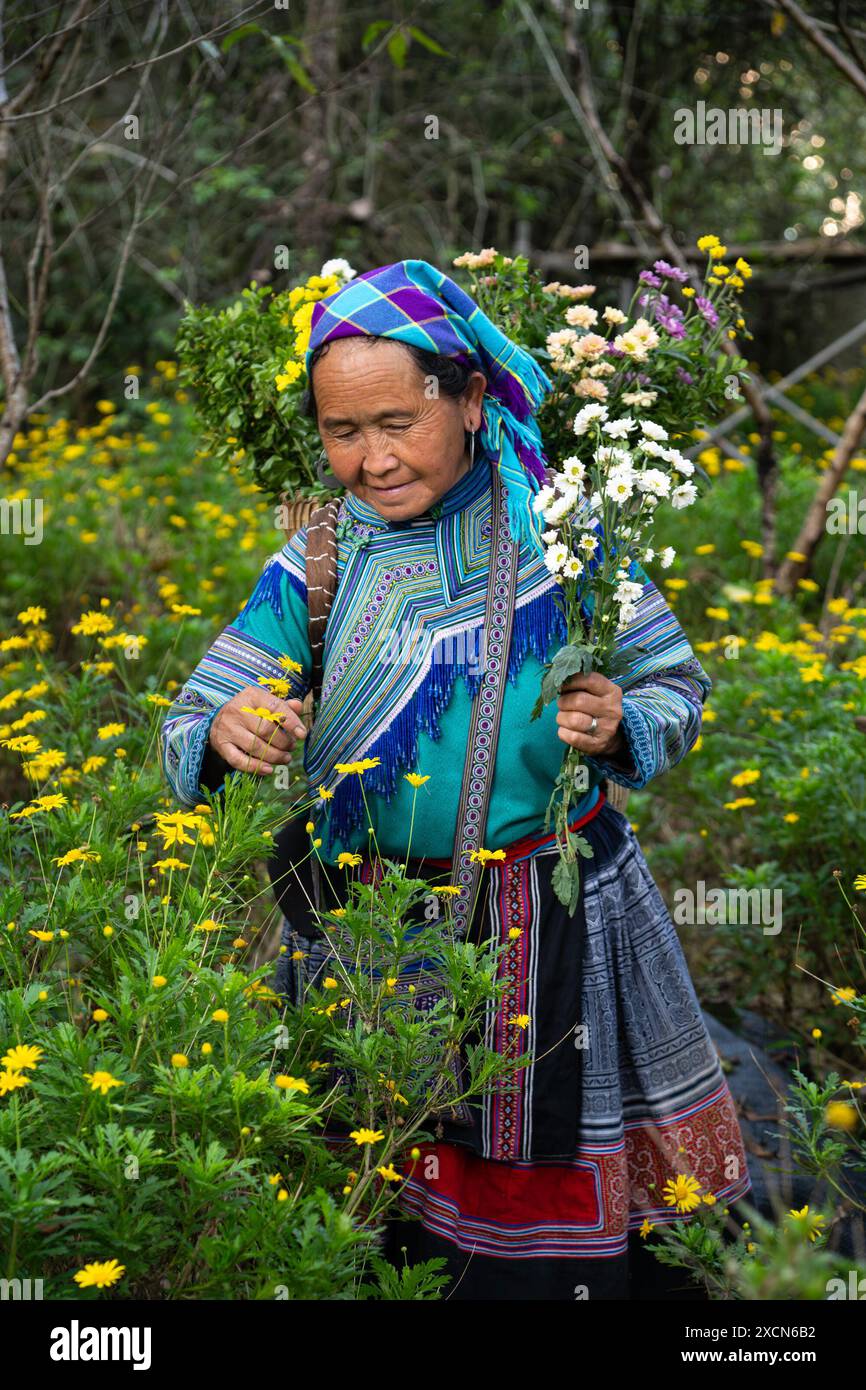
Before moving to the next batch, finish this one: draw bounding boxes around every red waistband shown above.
[421,789,607,870]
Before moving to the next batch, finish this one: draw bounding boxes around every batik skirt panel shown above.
[274,799,752,1300]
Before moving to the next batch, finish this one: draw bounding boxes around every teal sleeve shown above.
[583,567,711,791]
[159,539,313,807]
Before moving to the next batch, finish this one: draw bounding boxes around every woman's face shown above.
[312,338,487,521]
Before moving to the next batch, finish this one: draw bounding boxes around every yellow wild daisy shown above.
[661,1173,703,1213]
[84,1070,123,1096]
[72,1258,125,1289]
[334,757,381,775]
[1,1043,43,1072]
[274,1075,310,1094]
[787,1205,826,1242]
[349,1127,384,1146]
[0,1069,30,1096]
[469,847,506,866]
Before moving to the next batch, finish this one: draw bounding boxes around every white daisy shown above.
[635,468,671,497]
[573,403,609,436]
[671,481,698,509]
[544,542,569,574]
[614,580,643,605]
[532,485,556,515]
[561,456,586,485]
[640,420,668,440]
[669,451,695,476]
[601,417,637,439]
[596,445,632,467]
[320,258,356,281]
[604,470,635,503]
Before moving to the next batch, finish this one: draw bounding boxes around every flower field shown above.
[2,353,866,1299]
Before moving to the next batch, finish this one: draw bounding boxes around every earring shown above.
[469,430,476,467]
[316,448,340,491]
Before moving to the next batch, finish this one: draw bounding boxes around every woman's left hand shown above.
[556,672,625,757]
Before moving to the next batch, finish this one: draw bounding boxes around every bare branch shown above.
[761,0,866,98]
[775,381,866,594]
[0,0,270,122]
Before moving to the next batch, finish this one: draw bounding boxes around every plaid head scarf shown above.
[305,259,554,552]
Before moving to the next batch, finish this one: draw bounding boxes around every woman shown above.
[160,259,752,1301]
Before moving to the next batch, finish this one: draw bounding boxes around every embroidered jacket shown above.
[159,457,711,862]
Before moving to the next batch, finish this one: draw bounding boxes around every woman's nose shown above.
[360,429,401,472]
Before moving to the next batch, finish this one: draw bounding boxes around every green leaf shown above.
[362,19,391,48]
[605,643,649,679]
[540,643,595,706]
[220,22,263,53]
[551,857,581,914]
[387,29,409,68]
[268,35,317,92]
[283,53,317,93]
[407,26,450,56]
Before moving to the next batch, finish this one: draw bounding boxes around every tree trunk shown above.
[775,381,866,594]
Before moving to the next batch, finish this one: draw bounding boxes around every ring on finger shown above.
[586,715,599,737]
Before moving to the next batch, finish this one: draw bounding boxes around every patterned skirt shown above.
[274,794,753,1300]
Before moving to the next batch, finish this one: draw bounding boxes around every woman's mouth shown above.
[368,480,415,498]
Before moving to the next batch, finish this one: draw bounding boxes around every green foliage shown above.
[175,281,327,503]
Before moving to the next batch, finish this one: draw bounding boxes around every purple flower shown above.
[653,259,688,284]
[676,366,695,386]
[639,289,685,337]
[695,295,719,329]
[638,270,662,289]
[657,307,687,338]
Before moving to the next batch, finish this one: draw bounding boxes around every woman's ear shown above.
[463,370,487,430]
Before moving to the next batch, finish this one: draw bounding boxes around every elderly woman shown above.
[160,259,752,1301]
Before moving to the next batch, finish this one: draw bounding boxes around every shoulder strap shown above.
[449,467,519,941]
[304,499,340,704]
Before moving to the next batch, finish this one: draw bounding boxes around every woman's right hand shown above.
[208,685,308,775]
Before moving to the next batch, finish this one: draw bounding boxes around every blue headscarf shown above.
[306,259,553,553]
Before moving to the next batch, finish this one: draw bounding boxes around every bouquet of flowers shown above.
[454,238,754,909]
[175,257,357,503]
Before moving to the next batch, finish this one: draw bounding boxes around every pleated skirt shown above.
[274,795,753,1300]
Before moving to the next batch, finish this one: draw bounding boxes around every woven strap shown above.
[301,480,519,938]
[449,468,519,940]
[304,499,341,704]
